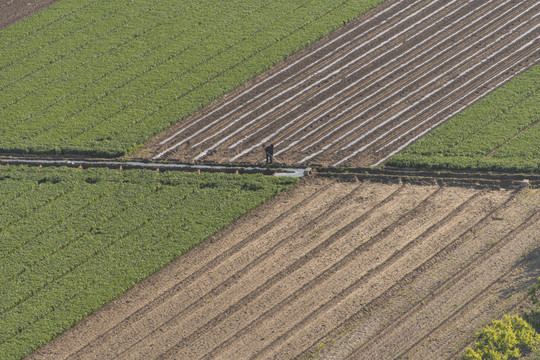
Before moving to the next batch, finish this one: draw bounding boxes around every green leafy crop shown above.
[0,165,296,359]
[388,63,540,173]
[0,0,383,157]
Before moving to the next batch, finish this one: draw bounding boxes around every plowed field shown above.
[146,0,540,167]
[29,177,540,359]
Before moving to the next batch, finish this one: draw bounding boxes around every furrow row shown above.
[150,0,540,168]
[62,179,346,359]
[109,181,401,359]
[316,188,539,359]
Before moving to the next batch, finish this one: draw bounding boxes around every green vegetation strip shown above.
[0,165,297,360]
[0,0,382,157]
[387,63,540,173]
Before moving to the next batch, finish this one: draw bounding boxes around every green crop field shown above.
[0,0,382,157]
[387,63,540,173]
[0,165,296,359]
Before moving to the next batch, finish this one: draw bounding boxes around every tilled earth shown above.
[144,0,540,167]
[28,177,540,360]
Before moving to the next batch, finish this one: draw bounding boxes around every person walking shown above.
[264,143,274,165]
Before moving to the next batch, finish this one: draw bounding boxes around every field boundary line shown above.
[486,118,540,158]
[65,178,336,359]
[153,0,405,154]
[112,181,374,359]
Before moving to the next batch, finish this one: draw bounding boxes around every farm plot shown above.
[0,165,296,360]
[27,177,540,359]
[0,0,383,157]
[387,63,540,173]
[147,0,540,168]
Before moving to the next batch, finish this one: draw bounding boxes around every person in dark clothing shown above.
[264,144,274,165]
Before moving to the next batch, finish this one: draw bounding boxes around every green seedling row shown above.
[0,166,297,359]
[0,0,383,157]
[387,63,540,173]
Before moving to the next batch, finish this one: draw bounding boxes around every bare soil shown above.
[28,177,540,360]
[0,0,60,30]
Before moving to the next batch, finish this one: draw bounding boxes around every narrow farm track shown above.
[146,0,540,167]
[28,178,540,360]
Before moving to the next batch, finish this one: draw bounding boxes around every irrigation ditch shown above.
[0,156,307,178]
[2,156,539,189]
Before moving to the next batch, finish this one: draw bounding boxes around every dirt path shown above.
[142,0,540,167]
[0,0,60,30]
[28,177,540,359]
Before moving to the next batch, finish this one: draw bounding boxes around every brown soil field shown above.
[28,177,540,359]
[141,0,540,168]
[0,0,60,30]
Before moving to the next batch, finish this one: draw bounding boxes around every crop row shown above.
[0,166,296,360]
[0,0,382,157]
[387,62,540,173]
[0,0,231,132]
[0,0,182,107]
[0,0,101,52]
